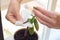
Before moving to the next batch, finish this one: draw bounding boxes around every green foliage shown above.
[28,26,34,35]
[34,19,39,31]
[27,16,35,24]
[26,15,39,35]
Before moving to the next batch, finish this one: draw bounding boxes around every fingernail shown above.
[33,7,37,9]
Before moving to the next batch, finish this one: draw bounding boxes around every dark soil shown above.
[14,29,38,40]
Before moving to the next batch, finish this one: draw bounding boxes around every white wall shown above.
[1,0,33,10]
[1,0,10,10]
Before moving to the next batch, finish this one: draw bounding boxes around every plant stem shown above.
[24,27,28,38]
[23,21,28,24]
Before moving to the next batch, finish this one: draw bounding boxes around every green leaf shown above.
[34,19,39,31]
[23,16,35,24]
[28,27,34,35]
[30,16,35,24]
[27,18,31,22]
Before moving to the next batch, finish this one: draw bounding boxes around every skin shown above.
[6,0,60,29]
[6,0,23,24]
[33,7,60,29]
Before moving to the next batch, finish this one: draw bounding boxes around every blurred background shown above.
[1,0,60,40]
[1,0,33,10]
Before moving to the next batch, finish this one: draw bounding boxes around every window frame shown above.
[42,0,57,40]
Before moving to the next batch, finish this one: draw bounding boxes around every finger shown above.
[33,7,56,18]
[36,16,53,28]
[14,13,23,21]
[13,5,23,22]
[12,7,23,21]
[33,9,56,25]
[6,13,16,24]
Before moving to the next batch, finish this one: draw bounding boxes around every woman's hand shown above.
[33,7,60,29]
[6,0,23,24]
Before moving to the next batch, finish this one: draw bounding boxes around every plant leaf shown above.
[27,18,31,22]
[34,19,39,31]
[27,16,35,24]
[30,16,35,24]
[28,27,34,35]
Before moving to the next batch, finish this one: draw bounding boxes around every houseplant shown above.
[14,15,39,40]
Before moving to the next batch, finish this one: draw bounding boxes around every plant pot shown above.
[14,28,38,40]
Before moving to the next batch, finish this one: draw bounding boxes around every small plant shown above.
[23,14,39,35]
[14,14,39,40]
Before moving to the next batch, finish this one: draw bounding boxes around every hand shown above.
[33,7,60,29]
[6,0,23,24]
